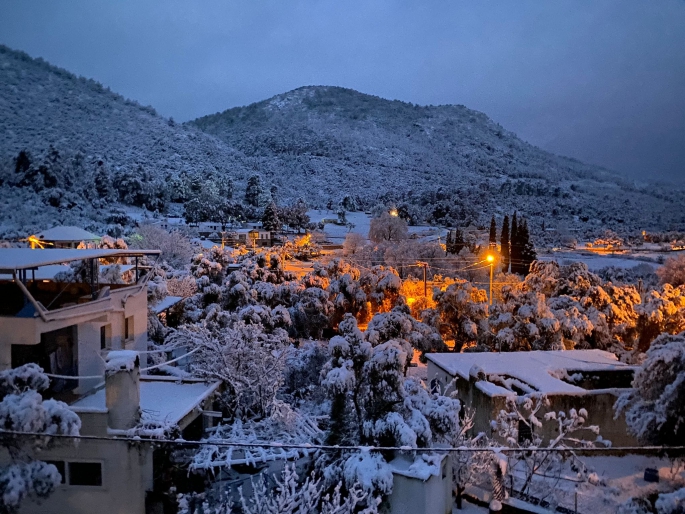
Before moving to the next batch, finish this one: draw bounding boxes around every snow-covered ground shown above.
[539,251,661,271]
[309,210,446,243]
[551,455,685,512]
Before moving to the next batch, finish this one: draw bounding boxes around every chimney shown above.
[105,350,141,430]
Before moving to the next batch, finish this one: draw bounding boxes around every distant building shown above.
[426,350,639,446]
[232,228,272,247]
[0,248,222,514]
[32,226,100,249]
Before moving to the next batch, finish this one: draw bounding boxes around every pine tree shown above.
[445,230,454,255]
[519,219,537,275]
[510,212,521,274]
[261,202,281,232]
[489,216,497,249]
[500,215,510,273]
[244,174,263,207]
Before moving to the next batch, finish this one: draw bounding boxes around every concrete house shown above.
[0,249,221,514]
[426,350,638,446]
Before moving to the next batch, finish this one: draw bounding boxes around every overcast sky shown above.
[1,0,684,182]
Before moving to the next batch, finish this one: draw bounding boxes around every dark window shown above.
[68,462,102,486]
[125,317,129,340]
[518,420,533,444]
[100,326,107,350]
[45,461,66,484]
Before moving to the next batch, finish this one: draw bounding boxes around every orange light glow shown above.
[486,254,495,263]
[389,209,398,217]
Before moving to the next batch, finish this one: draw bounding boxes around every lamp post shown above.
[486,254,495,305]
[416,261,428,296]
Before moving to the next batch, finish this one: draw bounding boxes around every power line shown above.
[1,429,684,455]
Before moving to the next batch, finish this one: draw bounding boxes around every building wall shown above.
[426,361,637,446]
[15,438,153,514]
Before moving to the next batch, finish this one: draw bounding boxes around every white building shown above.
[0,249,222,514]
[426,350,639,446]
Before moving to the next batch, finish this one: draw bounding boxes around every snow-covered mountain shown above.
[191,86,685,237]
[0,44,683,240]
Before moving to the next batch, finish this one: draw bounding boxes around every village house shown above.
[426,350,638,446]
[31,226,100,249]
[0,249,221,514]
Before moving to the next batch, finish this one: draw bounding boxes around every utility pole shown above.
[416,261,428,296]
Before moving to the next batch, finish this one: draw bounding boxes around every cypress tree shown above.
[500,215,510,273]
[519,219,537,275]
[489,216,497,249]
[510,212,520,274]
[454,228,466,255]
[445,230,454,255]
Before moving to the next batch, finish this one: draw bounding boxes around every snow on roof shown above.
[390,454,447,481]
[426,350,634,395]
[151,295,184,314]
[0,248,161,272]
[71,378,221,426]
[36,226,100,242]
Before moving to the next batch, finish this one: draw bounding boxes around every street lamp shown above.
[486,254,495,305]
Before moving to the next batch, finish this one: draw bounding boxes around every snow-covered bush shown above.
[368,212,408,243]
[615,332,685,445]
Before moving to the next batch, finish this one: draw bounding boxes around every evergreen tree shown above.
[489,216,497,248]
[244,174,263,207]
[519,219,537,275]
[454,228,466,255]
[262,202,281,232]
[500,215,510,273]
[445,230,454,255]
[510,212,521,274]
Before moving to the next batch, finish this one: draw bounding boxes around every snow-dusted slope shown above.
[0,44,682,239]
[192,86,685,236]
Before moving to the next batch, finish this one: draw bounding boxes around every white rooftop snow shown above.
[36,226,100,242]
[151,295,184,314]
[0,248,160,272]
[71,378,221,425]
[426,350,634,395]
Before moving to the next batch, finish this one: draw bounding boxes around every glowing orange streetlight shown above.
[486,254,495,305]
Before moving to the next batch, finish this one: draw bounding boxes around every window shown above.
[100,325,107,350]
[44,461,102,487]
[68,462,102,486]
[125,316,134,341]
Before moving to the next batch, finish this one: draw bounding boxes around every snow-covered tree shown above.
[429,280,489,352]
[262,202,281,232]
[635,285,685,352]
[342,233,366,257]
[615,332,685,445]
[0,364,81,513]
[368,212,408,243]
[244,174,263,208]
[168,321,290,420]
[129,223,195,268]
[491,394,605,505]
[483,289,562,352]
[657,253,685,287]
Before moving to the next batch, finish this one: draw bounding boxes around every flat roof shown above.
[71,378,221,427]
[36,226,100,242]
[151,295,184,314]
[426,350,635,395]
[0,248,161,273]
